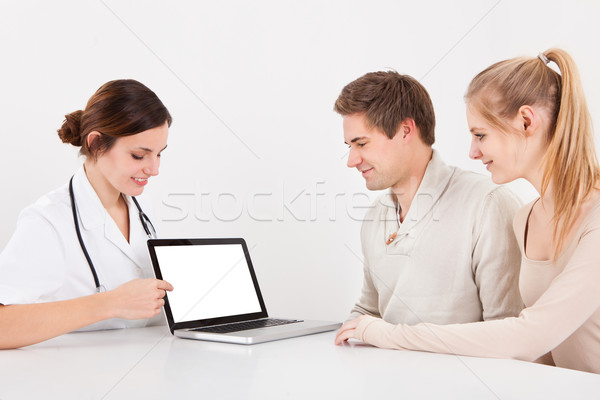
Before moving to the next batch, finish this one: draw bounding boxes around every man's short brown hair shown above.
[334,71,435,146]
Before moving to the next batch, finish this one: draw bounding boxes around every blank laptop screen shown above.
[153,243,262,323]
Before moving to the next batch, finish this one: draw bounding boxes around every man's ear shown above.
[398,118,417,142]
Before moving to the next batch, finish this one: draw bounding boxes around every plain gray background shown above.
[1,0,599,321]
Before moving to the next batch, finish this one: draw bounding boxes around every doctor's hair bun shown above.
[57,80,172,158]
[58,110,84,146]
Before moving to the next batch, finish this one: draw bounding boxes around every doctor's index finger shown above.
[156,279,174,291]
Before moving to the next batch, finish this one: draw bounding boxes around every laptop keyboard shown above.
[191,318,302,334]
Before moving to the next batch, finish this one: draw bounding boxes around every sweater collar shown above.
[380,149,455,232]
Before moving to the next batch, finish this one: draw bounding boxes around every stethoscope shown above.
[69,176,156,293]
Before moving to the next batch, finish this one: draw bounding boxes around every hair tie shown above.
[538,52,550,65]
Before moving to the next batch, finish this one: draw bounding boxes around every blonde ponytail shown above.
[540,49,600,257]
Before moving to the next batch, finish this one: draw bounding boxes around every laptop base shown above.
[174,320,341,345]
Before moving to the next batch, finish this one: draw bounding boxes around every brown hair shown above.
[466,49,599,258]
[58,79,172,158]
[333,71,435,146]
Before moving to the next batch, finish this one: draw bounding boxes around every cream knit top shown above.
[355,198,600,374]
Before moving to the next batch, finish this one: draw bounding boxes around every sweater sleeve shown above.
[354,217,600,362]
[348,210,382,321]
[348,264,381,321]
[471,187,524,320]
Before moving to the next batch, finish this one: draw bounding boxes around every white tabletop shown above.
[1,326,599,399]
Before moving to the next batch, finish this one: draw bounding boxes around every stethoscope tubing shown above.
[69,176,154,293]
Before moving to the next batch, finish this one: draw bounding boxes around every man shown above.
[335,71,522,326]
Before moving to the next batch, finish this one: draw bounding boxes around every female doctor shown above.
[0,79,174,349]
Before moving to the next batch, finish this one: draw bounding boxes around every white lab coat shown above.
[0,166,162,330]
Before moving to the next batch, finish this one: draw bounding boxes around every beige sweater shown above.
[355,197,600,374]
[350,151,523,325]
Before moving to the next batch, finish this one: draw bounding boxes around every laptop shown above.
[147,238,341,344]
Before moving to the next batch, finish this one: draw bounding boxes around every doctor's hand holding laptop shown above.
[148,238,341,344]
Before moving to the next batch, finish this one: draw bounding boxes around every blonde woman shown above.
[335,49,600,374]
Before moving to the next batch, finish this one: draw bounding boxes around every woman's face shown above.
[94,122,169,197]
[466,105,528,184]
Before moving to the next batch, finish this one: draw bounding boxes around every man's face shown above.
[343,113,410,191]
